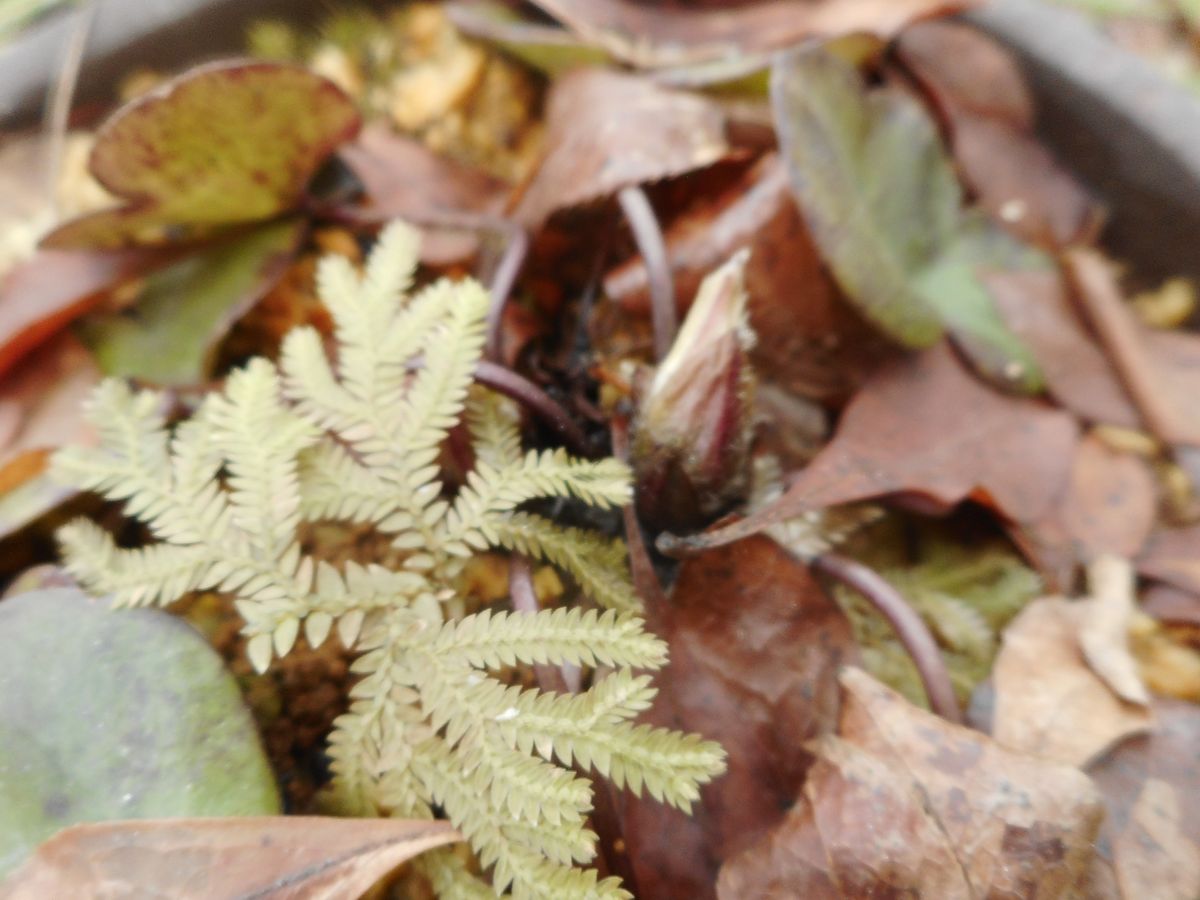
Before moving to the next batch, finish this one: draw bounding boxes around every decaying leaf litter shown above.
[2,0,1200,897]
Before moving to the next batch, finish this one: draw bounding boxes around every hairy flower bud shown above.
[632,249,756,532]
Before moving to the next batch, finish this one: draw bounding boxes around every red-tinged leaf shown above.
[42,61,360,251]
[0,334,99,496]
[717,668,1105,899]
[0,816,460,900]
[528,0,976,68]
[1089,699,1200,900]
[513,69,730,228]
[661,343,1079,555]
[1016,432,1156,588]
[339,125,512,264]
[0,248,168,379]
[898,21,1102,249]
[605,153,892,402]
[616,537,857,899]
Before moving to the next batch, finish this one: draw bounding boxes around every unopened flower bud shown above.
[632,249,756,532]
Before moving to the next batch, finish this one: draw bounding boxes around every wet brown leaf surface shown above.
[717,668,1105,899]
[616,536,857,899]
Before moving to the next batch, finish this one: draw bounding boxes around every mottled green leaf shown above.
[78,219,304,385]
[770,43,1045,392]
[0,588,279,878]
[43,61,360,250]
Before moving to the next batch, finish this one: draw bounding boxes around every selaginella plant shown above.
[51,221,725,898]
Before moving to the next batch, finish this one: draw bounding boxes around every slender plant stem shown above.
[508,555,579,693]
[474,360,588,453]
[484,224,528,363]
[813,552,962,724]
[618,186,676,361]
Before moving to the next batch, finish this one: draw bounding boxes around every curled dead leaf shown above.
[513,69,729,228]
[0,816,460,900]
[718,667,1105,899]
[991,580,1153,768]
[661,343,1079,556]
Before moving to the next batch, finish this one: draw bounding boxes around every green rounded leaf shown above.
[770,43,1045,392]
[43,61,360,250]
[79,219,305,385]
[0,588,280,878]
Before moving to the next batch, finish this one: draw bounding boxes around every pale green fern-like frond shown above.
[52,220,724,898]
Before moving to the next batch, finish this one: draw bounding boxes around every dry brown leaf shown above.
[1089,699,1200,900]
[528,0,976,68]
[662,342,1079,554]
[605,153,891,402]
[512,69,729,228]
[1080,556,1152,705]
[898,21,1101,249]
[615,536,857,899]
[1016,433,1156,588]
[992,593,1152,768]
[338,125,512,264]
[717,667,1105,899]
[0,816,460,900]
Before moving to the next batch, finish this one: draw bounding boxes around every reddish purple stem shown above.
[475,360,588,452]
[618,186,676,361]
[813,552,962,724]
[508,555,581,694]
[484,224,529,363]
